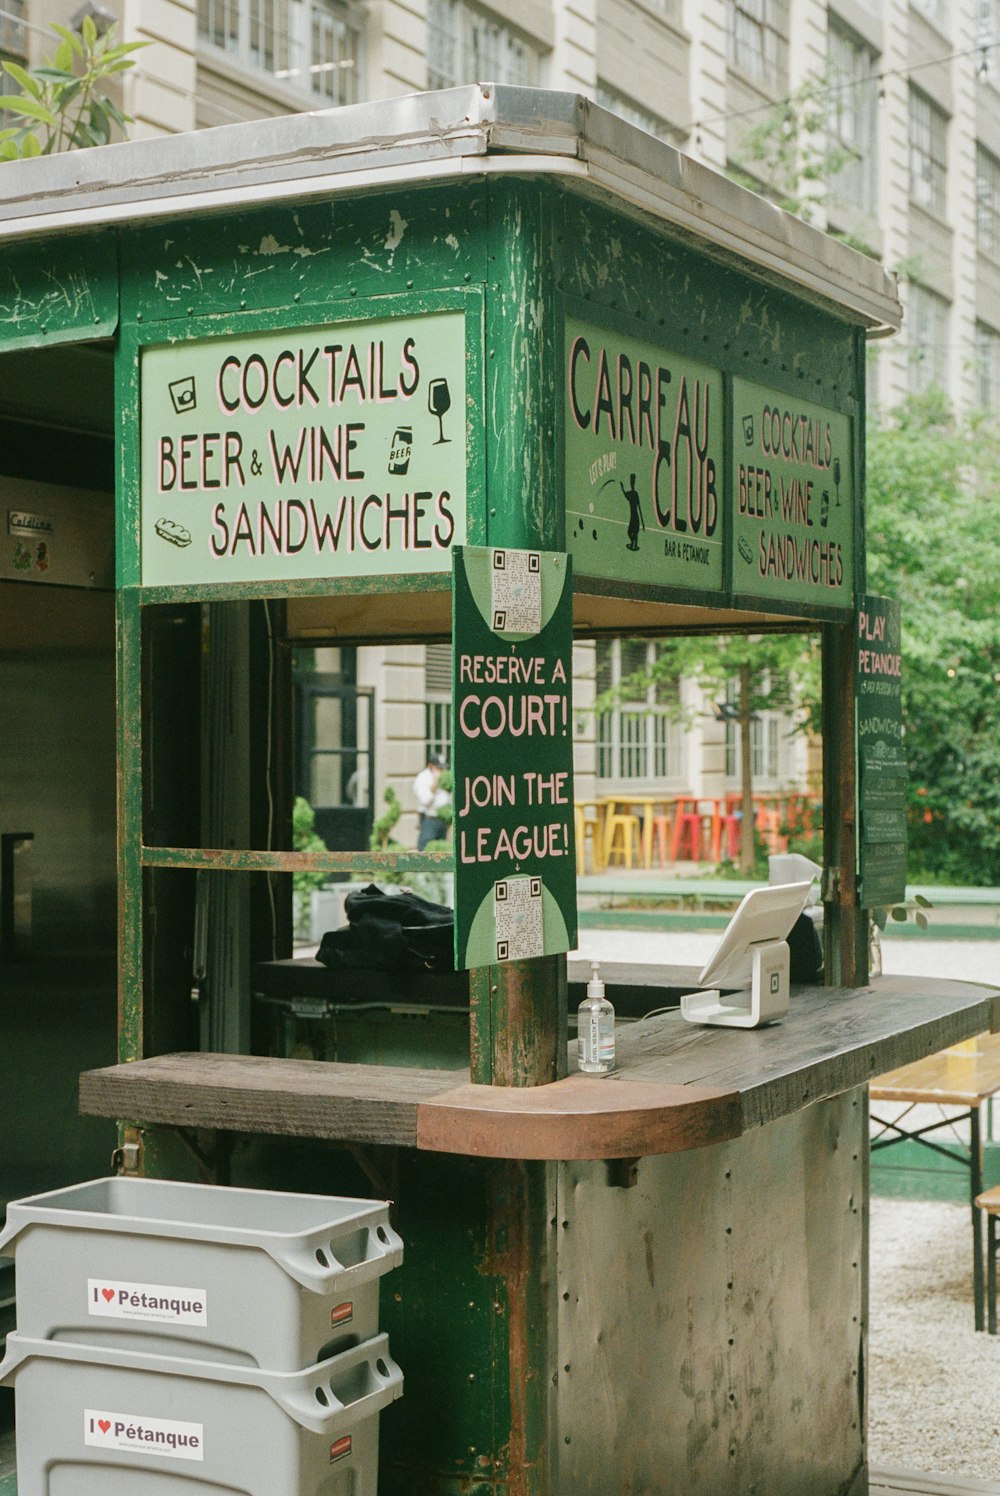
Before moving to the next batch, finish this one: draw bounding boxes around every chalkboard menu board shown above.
[856,595,907,908]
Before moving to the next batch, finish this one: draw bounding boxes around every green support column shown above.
[470,178,568,1089]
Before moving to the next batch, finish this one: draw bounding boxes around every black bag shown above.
[316,884,455,973]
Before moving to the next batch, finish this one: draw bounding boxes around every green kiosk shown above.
[1,86,997,1495]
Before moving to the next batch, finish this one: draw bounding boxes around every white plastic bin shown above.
[0,1177,402,1369]
[0,1331,402,1495]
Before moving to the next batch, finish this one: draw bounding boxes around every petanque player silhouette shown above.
[621,473,645,551]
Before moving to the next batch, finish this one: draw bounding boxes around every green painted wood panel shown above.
[0,233,118,350]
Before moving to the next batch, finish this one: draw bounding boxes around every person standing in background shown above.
[413,752,450,849]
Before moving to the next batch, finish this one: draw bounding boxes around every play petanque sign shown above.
[451,546,577,970]
[856,594,907,908]
[139,310,467,585]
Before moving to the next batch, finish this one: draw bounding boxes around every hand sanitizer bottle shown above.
[578,961,615,1074]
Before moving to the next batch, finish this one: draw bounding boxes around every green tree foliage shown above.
[0,18,147,161]
[292,796,329,898]
[866,392,1000,883]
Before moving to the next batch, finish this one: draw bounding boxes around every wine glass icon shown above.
[833,456,842,507]
[428,378,452,444]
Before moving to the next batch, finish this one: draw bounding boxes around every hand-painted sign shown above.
[139,310,466,585]
[856,594,907,908]
[564,316,724,591]
[452,546,577,970]
[730,378,854,609]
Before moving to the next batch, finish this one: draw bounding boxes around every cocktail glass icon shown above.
[428,378,451,444]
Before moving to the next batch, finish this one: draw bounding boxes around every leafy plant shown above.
[0,18,148,161]
[369,786,405,883]
[292,795,329,899]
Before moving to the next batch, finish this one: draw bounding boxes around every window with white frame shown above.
[977,145,1000,256]
[907,282,950,393]
[911,0,947,29]
[726,0,789,95]
[0,0,26,96]
[595,82,676,144]
[978,0,1000,75]
[424,644,452,763]
[426,0,542,90]
[725,714,783,782]
[197,0,364,104]
[827,22,878,216]
[977,322,1000,412]
[595,640,684,785]
[908,87,948,216]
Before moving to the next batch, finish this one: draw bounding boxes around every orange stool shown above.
[651,813,673,868]
[671,805,708,861]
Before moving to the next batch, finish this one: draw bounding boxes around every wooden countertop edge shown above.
[414,1075,742,1159]
[79,1054,742,1159]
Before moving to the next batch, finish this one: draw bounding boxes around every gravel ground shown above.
[869,1196,1000,1484]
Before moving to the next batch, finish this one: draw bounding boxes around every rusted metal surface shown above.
[469,958,567,1088]
[140,844,450,873]
[555,1089,867,1494]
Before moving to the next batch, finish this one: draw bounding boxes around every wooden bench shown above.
[974,1182,1000,1334]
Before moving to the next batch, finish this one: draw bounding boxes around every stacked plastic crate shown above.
[0,1176,403,1494]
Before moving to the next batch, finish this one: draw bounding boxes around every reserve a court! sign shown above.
[451,546,577,970]
[139,310,467,585]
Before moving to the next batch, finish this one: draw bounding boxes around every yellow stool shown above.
[575,805,605,874]
[603,813,641,868]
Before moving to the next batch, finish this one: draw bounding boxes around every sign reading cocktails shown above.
[139,311,467,585]
[730,378,854,609]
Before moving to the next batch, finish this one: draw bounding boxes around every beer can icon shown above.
[388,426,413,475]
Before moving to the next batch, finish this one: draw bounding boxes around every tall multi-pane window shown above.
[0,0,26,97]
[426,0,542,90]
[978,0,1000,68]
[197,0,364,104]
[908,87,948,215]
[725,715,783,782]
[911,0,947,28]
[595,83,675,144]
[907,283,950,393]
[977,145,1000,255]
[977,323,1000,412]
[827,22,878,215]
[726,0,789,94]
[424,644,452,763]
[595,641,684,784]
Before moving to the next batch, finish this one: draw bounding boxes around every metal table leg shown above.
[988,1212,997,1336]
[972,1104,984,1332]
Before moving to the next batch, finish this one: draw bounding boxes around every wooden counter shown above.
[80,974,1000,1161]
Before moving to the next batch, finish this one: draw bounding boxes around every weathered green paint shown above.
[141,845,450,873]
[0,232,118,350]
[116,586,144,1063]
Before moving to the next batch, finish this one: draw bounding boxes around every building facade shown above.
[4,0,983,848]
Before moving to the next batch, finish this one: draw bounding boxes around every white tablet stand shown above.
[679,881,812,1030]
[680,939,790,1028]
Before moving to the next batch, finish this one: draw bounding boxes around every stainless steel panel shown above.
[1,475,113,589]
[557,1090,866,1495]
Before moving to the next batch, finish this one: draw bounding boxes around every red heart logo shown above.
[98,1420,111,1434]
[101,1289,114,1303]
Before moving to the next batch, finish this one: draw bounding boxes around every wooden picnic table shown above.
[871,1033,1000,1331]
